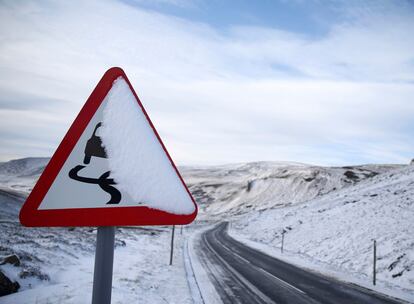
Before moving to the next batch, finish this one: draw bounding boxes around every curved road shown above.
[196,222,404,304]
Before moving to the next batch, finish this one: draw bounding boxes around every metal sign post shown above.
[373,239,377,286]
[281,230,285,254]
[92,226,115,304]
[169,225,175,265]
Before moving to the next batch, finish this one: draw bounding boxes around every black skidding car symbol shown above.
[68,122,121,204]
[84,122,107,164]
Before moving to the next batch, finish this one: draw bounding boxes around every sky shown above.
[0,0,414,166]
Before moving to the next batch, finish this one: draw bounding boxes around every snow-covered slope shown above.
[181,161,400,219]
[0,158,192,303]
[0,157,49,194]
[229,164,414,299]
[181,161,413,299]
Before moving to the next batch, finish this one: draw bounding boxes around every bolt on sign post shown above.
[19,67,198,304]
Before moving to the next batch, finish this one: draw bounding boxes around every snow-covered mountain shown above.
[0,157,49,177]
[181,161,401,218]
[0,157,49,194]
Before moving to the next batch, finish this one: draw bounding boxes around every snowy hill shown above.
[181,161,413,299]
[0,157,49,194]
[228,164,414,299]
[181,161,401,219]
[0,157,49,177]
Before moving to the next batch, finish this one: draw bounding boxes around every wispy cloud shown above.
[0,0,413,165]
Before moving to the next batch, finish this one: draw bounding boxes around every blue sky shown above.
[122,0,337,35]
[0,0,414,165]
[122,0,412,37]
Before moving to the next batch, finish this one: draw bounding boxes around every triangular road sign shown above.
[20,67,197,227]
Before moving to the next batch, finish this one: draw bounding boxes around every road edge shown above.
[183,237,205,304]
[184,227,222,304]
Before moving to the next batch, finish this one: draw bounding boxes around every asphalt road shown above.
[196,222,404,304]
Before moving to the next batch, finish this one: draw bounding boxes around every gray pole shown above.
[281,231,285,254]
[92,227,115,304]
[169,225,175,266]
[180,225,183,235]
[373,239,377,286]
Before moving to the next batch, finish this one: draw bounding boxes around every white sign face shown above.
[38,77,195,215]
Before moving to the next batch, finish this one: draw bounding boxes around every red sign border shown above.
[19,67,198,227]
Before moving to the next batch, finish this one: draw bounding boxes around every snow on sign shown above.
[19,67,197,227]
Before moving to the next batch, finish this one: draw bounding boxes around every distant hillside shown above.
[181,161,402,218]
[0,157,49,194]
[0,157,49,178]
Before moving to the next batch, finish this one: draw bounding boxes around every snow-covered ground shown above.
[0,158,193,303]
[0,225,193,304]
[182,162,414,301]
[1,157,413,302]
